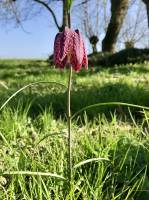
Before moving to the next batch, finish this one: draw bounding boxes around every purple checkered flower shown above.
[54,27,88,71]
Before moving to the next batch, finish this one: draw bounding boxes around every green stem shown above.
[67,66,72,187]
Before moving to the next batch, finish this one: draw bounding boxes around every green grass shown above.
[0,60,149,199]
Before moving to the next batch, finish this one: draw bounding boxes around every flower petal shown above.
[60,27,74,62]
[53,27,88,71]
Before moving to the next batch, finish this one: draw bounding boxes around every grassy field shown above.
[0,60,149,199]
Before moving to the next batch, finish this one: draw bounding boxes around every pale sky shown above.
[0,13,57,59]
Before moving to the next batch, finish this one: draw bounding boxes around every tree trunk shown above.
[142,0,149,27]
[102,0,129,52]
[92,44,97,53]
[89,35,99,53]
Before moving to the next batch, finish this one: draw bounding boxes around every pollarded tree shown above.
[118,0,149,49]
[80,0,100,53]
[73,0,110,54]
[102,0,149,53]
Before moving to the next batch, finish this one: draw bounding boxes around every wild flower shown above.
[54,27,88,71]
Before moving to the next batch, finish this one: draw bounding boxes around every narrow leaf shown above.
[0,81,66,111]
[2,171,65,180]
[72,102,149,119]
[35,132,67,146]
[74,157,109,169]
[0,81,8,89]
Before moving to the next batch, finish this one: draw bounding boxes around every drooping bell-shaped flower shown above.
[53,27,88,72]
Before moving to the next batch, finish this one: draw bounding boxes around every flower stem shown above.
[67,66,72,188]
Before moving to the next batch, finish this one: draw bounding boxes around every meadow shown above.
[0,59,149,199]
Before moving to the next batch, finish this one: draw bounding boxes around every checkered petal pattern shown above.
[54,27,88,71]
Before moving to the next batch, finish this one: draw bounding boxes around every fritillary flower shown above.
[54,27,88,72]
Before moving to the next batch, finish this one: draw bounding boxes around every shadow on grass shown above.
[0,82,149,120]
[0,65,59,80]
[90,64,149,76]
[107,65,149,75]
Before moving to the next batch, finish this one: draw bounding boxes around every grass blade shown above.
[0,81,66,111]
[2,171,65,180]
[72,102,149,119]
[35,132,67,146]
[74,157,109,169]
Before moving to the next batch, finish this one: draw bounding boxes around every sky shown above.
[0,0,82,59]
[0,13,57,59]
[0,0,148,59]
[0,0,104,59]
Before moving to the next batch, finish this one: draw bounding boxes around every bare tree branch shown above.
[33,0,61,30]
[73,0,92,7]
[117,0,148,49]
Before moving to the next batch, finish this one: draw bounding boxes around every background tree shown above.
[0,0,70,31]
[73,0,110,54]
[81,0,100,53]
[0,0,148,56]
[102,0,129,53]
[142,0,149,27]
[117,0,149,49]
